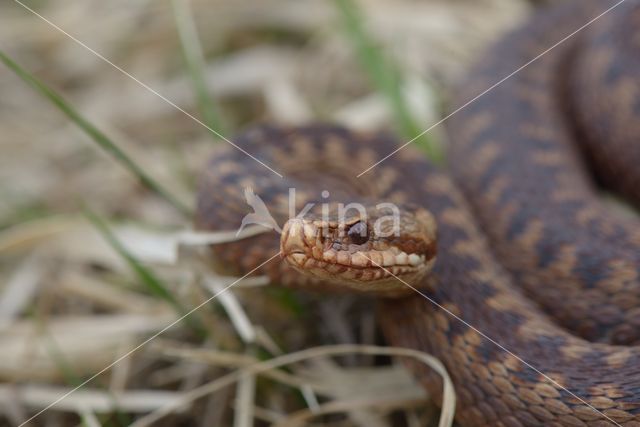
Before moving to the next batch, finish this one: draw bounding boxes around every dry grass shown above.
[0,0,533,425]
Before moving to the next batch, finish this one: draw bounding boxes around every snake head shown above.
[280,206,437,296]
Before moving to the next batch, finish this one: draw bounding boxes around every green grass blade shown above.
[84,210,207,338]
[333,0,443,163]
[171,0,227,138]
[0,51,191,216]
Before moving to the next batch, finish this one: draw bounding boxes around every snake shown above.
[195,0,640,425]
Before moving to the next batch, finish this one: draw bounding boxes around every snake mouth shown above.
[280,218,435,287]
[284,250,432,281]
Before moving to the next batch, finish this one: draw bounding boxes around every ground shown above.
[0,1,533,425]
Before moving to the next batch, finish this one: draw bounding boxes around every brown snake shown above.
[196,0,640,425]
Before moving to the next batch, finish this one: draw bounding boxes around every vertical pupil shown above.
[348,221,368,244]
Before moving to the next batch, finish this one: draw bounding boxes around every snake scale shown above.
[196,0,640,425]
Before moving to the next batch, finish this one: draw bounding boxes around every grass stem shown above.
[0,51,191,216]
[171,0,228,138]
[334,0,444,163]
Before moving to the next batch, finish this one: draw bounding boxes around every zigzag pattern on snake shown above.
[196,1,640,425]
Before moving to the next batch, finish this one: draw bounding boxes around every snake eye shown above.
[347,221,369,245]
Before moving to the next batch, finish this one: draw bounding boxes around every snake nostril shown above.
[347,221,369,245]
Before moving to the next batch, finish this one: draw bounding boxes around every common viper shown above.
[195,0,640,425]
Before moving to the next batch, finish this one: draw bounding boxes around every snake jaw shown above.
[280,219,311,264]
[280,216,436,295]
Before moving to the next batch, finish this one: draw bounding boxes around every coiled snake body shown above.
[196,1,640,425]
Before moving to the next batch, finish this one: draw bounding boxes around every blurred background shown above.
[0,0,536,425]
